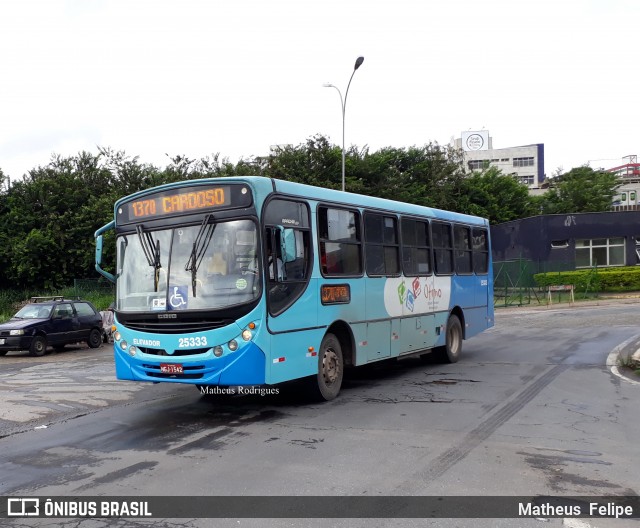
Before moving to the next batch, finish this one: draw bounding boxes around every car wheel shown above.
[29,335,47,357]
[87,328,102,349]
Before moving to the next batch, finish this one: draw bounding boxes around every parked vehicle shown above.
[0,297,103,357]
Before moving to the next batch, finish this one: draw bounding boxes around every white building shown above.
[608,155,640,211]
[453,130,545,189]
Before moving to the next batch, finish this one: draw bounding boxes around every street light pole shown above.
[324,56,364,192]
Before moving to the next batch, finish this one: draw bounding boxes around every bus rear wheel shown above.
[309,333,343,401]
[436,314,462,363]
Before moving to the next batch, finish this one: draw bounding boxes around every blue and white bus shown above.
[95,177,494,400]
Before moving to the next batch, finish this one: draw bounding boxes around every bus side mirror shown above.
[278,227,297,264]
[96,235,104,266]
[95,221,116,283]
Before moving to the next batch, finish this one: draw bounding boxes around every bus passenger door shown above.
[262,205,318,384]
[264,225,316,332]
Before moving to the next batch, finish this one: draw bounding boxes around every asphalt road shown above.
[1,300,639,528]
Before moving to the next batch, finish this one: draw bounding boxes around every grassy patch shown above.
[618,352,640,372]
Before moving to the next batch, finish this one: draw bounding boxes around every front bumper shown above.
[0,335,34,352]
[114,341,266,385]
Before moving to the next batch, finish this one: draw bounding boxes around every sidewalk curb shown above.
[606,334,640,386]
[496,296,640,314]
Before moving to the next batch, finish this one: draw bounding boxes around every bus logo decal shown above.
[425,285,442,300]
[412,277,421,297]
[405,291,415,312]
[397,281,407,305]
[385,276,452,317]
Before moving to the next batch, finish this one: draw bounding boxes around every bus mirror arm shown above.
[94,221,116,283]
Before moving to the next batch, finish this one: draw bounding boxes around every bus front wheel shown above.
[437,314,462,363]
[309,333,343,401]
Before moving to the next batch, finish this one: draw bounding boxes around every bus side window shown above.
[401,218,431,276]
[432,222,454,275]
[454,225,473,275]
[472,228,489,274]
[318,207,363,276]
[364,212,399,277]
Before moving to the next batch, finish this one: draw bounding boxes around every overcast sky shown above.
[1,0,638,183]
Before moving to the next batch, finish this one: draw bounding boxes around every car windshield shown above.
[116,219,261,312]
[14,304,52,319]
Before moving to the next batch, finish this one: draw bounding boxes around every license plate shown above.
[160,363,183,374]
[0,338,4,345]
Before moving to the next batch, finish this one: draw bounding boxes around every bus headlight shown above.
[241,329,252,341]
[120,340,128,351]
[213,345,223,357]
[113,331,121,341]
[128,346,137,357]
[228,339,238,352]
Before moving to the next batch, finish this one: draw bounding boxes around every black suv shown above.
[0,297,103,357]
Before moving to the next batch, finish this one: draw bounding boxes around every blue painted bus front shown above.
[113,304,268,385]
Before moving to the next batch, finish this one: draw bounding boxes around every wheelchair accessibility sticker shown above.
[168,285,188,310]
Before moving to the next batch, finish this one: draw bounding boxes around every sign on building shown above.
[461,130,489,152]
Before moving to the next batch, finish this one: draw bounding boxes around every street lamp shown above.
[324,56,364,192]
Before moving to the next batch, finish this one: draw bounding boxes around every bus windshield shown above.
[116,219,260,312]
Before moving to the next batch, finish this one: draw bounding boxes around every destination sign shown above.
[117,184,252,224]
[321,284,351,305]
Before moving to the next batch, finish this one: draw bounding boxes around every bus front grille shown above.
[122,320,233,334]
[138,347,211,357]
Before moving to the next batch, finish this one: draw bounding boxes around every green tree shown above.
[540,166,620,214]
[98,147,165,195]
[0,152,116,289]
[260,135,343,188]
[260,137,467,211]
[360,143,466,210]
[458,167,536,224]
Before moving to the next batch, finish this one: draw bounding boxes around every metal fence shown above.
[493,259,598,308]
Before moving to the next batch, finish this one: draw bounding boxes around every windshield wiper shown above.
[136,225,162,292]
[185,214,216,297]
